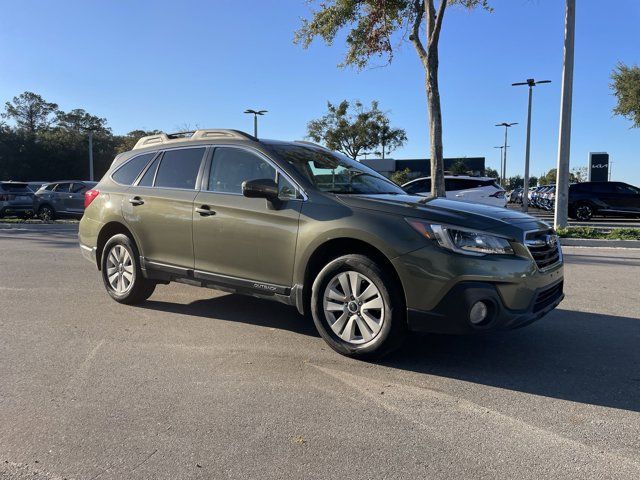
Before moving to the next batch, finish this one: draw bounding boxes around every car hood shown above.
[336,194,551,240]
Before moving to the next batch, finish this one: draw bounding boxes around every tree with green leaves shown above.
[116,129,163,154]
[56,108,111,135]
[2,91,58,134]
[390,167,412,185]
[611,62,640,128]
[375,117,407,159]
[307,100,405,159]
[295,0,492,196]
[485,167,499,179]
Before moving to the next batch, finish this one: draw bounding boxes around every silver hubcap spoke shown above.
[105,244,134,294]
[323,270,384,345]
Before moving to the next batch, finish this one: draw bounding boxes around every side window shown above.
[155,148,205,189]
[112,153,156,185]
[593,183,616,194]
[208,147,275,194]
[277,173,298,200]
[44,184,56,191]
[70,183,87,194]
[137,157,160,187]
[445,179,464,191]
[53,183,71,192]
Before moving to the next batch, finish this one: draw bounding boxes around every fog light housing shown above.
[469,301,489,325]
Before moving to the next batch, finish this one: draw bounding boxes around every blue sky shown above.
[1,0,639,185]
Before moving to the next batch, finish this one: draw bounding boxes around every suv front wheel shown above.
[310,254,405,359]
[101,234,156,304]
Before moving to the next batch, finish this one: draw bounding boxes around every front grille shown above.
[525,230,562,270]
[533,281,564,312]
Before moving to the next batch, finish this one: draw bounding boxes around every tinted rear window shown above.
[154,148,205,189]
[112,153,156,185]
[404,180,430,194]
[0,183,29,192]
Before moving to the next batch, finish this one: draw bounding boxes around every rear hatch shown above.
[0,182,34,205]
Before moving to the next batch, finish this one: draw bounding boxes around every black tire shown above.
[310,254,406,359]
[101,233,156,304]
[38,205,56,222]
[574,203,593,221]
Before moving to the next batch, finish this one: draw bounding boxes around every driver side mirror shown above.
[242,178,279,201]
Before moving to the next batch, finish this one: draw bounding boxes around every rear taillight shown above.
[490,190,506,198]
[84,189,100,209]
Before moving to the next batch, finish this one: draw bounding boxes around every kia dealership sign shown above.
[589,152,609,182]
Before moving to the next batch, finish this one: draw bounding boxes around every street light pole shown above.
[494,146,505,184]
[88,130,94,181]
[554,0,576,229]
[243,109,267,138]
[512,79,551,212]
[495,122,517,187]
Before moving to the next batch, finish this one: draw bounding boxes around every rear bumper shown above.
[407,279,564,334]
[80,243,97,264]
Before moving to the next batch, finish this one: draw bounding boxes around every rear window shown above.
[0,183,29,192]
[154,148,205,190]
[112,153,156,185]
[404,180,430,194]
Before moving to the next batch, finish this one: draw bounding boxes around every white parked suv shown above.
[402,176,507,208]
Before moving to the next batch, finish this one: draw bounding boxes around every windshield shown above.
[266,143,405,195]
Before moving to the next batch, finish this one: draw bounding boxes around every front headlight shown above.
[406,219,514,256]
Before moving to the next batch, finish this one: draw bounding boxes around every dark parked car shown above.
[34,181,98,220]
[569,181,640,221]
[0,181,35,218]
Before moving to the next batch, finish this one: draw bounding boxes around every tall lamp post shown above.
[243,109,267,138]
[554,0,576,229]
[495,122,517,188]
[512,79,551,212]
[494,146,505,184]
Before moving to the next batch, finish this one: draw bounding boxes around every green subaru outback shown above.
[79,129,564,358]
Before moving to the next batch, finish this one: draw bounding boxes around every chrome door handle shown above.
[195,205,215,216]
[129,197,144,206]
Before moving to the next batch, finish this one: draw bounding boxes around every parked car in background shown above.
[402,175,507,207]
[27,182,48,193]
[0,181,35,218]
[569,181,640,221]
[34,180,98,220]
[507,187,523,204]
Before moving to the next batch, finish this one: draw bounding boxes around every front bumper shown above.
[407,279,564,334]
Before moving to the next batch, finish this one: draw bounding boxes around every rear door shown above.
[122,147,206,270]
[68,183,89,213]
[192,146,303,287]
[51,183,72,213]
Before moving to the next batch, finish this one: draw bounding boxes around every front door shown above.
[122,147,206,269]
[192,146,302,287]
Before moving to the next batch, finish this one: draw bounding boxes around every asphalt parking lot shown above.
[1,225,639,479]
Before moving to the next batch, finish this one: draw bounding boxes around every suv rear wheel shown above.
[310,254,405,359]
[101,234,156,304]
[575,203,593,221]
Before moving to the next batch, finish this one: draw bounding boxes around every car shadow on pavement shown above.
[0,229,78,249]
[384,308,640,412]
[142,294,320,338]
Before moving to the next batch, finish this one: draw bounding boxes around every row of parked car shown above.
[507,181,640,220]
[0,180,97,220]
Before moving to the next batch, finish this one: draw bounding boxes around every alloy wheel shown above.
[576,205,592,221]
[322,271,384,345]
[105,244,134,294]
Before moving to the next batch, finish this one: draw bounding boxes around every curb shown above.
[560,238,640,249]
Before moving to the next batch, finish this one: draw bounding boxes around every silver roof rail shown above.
[133,129,256,150]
